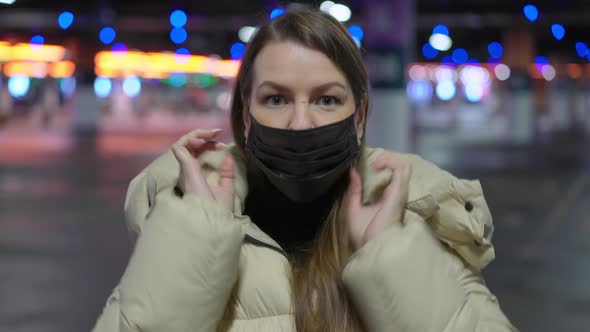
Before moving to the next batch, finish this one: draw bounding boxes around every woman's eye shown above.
[318,96,340,107]
[265,95,285,106]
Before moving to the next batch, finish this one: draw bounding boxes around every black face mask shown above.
[245,111,360,203]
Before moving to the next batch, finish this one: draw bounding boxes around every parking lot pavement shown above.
[0,130,588,332]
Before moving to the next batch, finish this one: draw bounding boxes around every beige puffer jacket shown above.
[92,145,517,332]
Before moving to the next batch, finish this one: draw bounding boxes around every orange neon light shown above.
[49,61,76,78]
[0,41,10,61]
[0,42,67,62]
[94,51,147,77]
[3,61,75,78]
[94,67,117,78]
[212,59,240,78]
[142,71,169,79]
[142,52,170,73]
[4,61,47,78]
[10,43,66,62]
[30,62,48,78]
[528,64,543,79]
[94,50,241,78]
[566,64,582,79]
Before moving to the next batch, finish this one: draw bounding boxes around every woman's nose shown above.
[288,102,313,130]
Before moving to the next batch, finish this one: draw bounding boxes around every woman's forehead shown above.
[252,41,350,90]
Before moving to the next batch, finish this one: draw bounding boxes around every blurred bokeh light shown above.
[0,2,589,332]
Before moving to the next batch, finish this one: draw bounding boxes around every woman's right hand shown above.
[171,128,235,212]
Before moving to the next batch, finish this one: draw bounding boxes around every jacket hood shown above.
[124,144,495,270]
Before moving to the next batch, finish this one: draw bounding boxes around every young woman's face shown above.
[244,41,365,136]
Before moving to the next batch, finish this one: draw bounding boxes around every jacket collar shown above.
[195,145,439,250]
[127,144,495,269]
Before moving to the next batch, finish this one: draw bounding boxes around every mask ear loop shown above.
[243,104,251,145]
[244,107,262,145]
[353,107,362,146]
[354,91,369,147]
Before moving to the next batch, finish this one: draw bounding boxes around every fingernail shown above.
[211,128,223,133]
[372,160,382,170]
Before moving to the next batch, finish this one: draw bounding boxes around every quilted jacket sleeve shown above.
[92,172,244,332]
[342,211,517,332]
[343,150,517,331]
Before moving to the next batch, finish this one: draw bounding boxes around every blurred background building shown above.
[0,0,588,331]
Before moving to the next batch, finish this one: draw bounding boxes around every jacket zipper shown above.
[244,234,289,259]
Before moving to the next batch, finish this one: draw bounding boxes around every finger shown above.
[185,128,222,141]
[345,167,363,211]
[171,143,193,170]
[218,154,235,190]
[172,143,214,198]
[214,141,229,150]
[372,153,411,198]
[383,158,411,195]
[175,128,222,147]
[171,144,187,192]
[186,138,220,157]
[171,144,192,192]
[172,143,204,180]
[380,165,412,216]
[186,137,206,149]
[381,169,404,202]
[372,152,407,171]
[187,138,228,151]
[208,155,235,211]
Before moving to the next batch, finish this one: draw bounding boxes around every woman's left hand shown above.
[346,152,412,251]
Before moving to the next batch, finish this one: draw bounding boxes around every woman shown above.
[93,7,516,332]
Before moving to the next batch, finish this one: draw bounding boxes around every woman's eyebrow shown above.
[257,81,347,92]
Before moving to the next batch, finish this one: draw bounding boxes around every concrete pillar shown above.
[112,79,133,120]
[503,27,535,145]
[549,78,572,132]
[364,0,415,153]
[0,78,13,121]
[74,85,100,133]
[582,78,590,133]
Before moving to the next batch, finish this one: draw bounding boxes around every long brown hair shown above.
[229,6,369,332]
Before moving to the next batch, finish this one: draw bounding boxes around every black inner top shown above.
[243,160,342,260]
